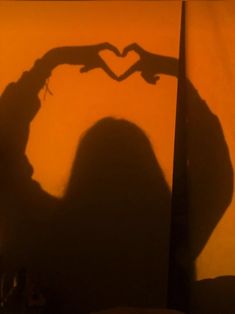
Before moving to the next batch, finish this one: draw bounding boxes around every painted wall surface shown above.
[186,0,235,281]
[0,1,181,197]
[0,1,181,309]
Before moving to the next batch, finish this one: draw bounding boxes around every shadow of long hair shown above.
[54,117,171,312]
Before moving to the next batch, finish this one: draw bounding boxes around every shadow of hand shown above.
[118,43,178,84]
[119,43,161,84]
[65,42,177,84]
[78,43,121,80]
[46,43,121,81]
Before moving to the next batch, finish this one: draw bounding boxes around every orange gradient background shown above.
[1,0,235,297]
[186,1,235,280]
[0,1,181,197]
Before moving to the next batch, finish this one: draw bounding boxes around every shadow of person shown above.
[0,43,234,314]
[47,117,171,313]
[0,45,172,313]
[184,80,234,313]
[0,43,121,275]
[118,43,234,312]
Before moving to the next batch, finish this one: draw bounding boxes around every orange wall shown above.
[2,0,235,293]
[186,1,235,279]
[0,1,181,197]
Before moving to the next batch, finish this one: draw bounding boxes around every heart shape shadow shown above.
[99,49,140,78]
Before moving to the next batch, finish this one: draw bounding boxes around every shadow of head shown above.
[65,117,170,214]
[59,117,171,309]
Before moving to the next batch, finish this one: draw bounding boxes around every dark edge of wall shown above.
[167,1,190,312]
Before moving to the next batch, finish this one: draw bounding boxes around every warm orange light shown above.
[0,1,181,197]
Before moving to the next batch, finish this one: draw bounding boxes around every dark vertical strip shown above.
[167,1,190,312]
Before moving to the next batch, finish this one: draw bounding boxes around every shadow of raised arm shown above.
[118,43,233,260]
[0,43,120,218]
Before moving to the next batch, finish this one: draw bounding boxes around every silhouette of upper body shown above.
[0,44,171,312]
[0,44,233,313]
